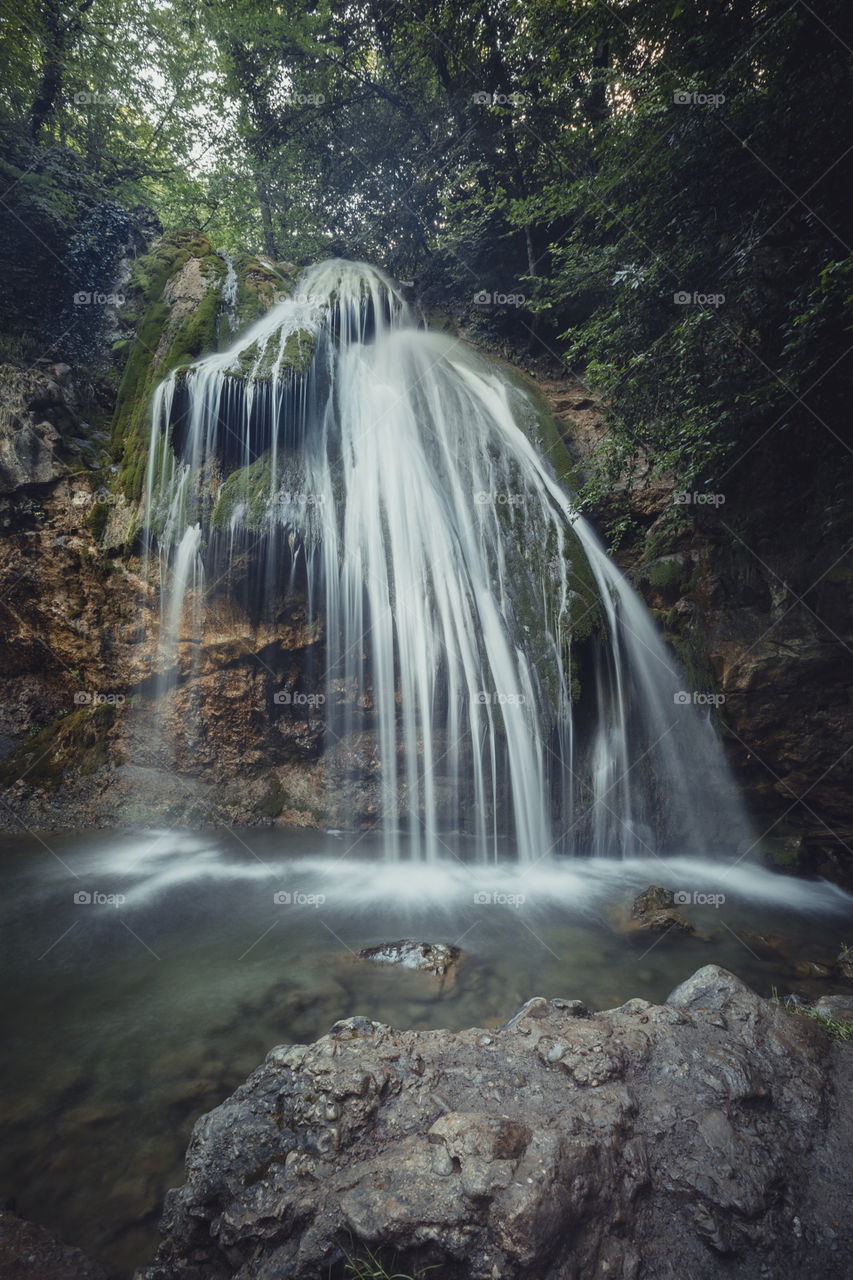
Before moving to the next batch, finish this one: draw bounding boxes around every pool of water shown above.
[1,826,851,1276]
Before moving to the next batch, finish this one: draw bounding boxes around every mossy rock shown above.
[0,704,119,790]
[111,230,230,506]
[210,451,275,533]
[257,777,286,818]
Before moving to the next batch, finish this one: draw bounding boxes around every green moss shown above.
[84,500,110,542]
[257,778,286,818]
[160,287,221,371]
[0,705,118,790]
[281,328,316,374]
[111,230,225,507]
[211,451,274,532]
[641,557,691,593]
[232,252,289,328]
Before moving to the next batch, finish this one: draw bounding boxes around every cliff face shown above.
[533,373,853,885]
[0,231,339,832]
[0,251,850,888]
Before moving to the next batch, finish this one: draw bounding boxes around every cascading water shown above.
[143,259,751,863]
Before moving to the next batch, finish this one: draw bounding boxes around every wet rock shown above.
[813,994,853,1023]
[793,960,833,979]
[836,945,853,982]
[357,940,461,977]
[139,966,853,1280]
[619,884,699,936]
[0,1209,107,1279]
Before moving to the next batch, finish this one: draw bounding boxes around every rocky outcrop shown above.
[0,234,338,832]
[0,363,106,495]
[139,966,853,1280]
[525,366,853,886]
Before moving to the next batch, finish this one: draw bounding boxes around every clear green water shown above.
[0,827,850,1276]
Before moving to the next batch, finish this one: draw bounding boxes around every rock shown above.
[813,994,853,1023]
[741,931,797,960]
[836,946,853,982]
[139,966,852,1280]
[357,939,461,977]
[0,1209,107,1279]
[793,961,833,979]
[618,883,699,936]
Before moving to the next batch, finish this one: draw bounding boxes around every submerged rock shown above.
[0,1209,107,1279]
[139,966,853,1280]
[357,939,461,977]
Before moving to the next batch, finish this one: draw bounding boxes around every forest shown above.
[1,3,853,1280]
[3,0,852,535]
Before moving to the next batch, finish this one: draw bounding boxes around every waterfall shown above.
[143,259,751,862]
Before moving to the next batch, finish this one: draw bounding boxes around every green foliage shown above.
[342,1246,440,1280]
[771,990,853,1044]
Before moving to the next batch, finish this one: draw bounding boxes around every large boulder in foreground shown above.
[138,967,853,1280]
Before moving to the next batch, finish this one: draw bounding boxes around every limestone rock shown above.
[139,966,853,1280]
[357,940,461,976]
